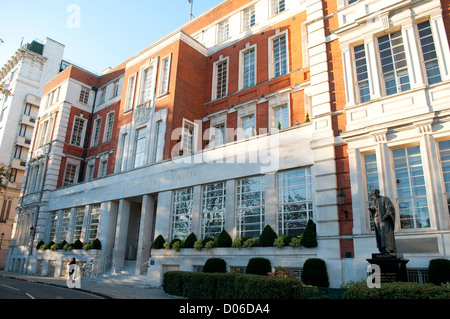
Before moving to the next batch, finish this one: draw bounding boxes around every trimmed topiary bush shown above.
[152,235,165,249]
[301,219,317,248]
[428,258,450,285]
[246,257,272,276]
[36,240,44,250]
[259,225,278,247]
[218,229,232,247]
[72,239,83,250]
[91,238,101,250]
[203,258,227,273]
[302,258,329,287]
[184,232,197,248]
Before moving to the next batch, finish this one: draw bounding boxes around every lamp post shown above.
[337,188,348,219]
[0,232,4,250]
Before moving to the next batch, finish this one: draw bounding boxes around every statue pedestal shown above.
[366,253,409,283]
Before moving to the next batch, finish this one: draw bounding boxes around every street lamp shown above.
[0,232,4,250]
[337,188,348,219]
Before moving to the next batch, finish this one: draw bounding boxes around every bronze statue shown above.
[368,189,396,253]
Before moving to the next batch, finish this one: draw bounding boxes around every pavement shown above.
[0,270,183,299]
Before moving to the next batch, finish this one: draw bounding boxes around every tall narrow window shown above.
[73,207,85,241]
[98,87,106,105]
[171,188,193,240]
[201,182,226,238]
[59,209,71,242]
[273,35,288,77]
[112,80,120,98]
[92,118,101,147]
[140,68,154,103]
[182,121,195,155]
[378,31,410,95]
[278,168,313,236]
[212,123,226,147]
[354,44,370,103]
[243,5,256,30]
[418,21,442,85]
[438,140,450,218]
[88,204,101,241]
[104,112,114,142]
[216,60,228,99]
[79,87,90,104]
[364,153,379,231]
[134,127,147,168]
[236,176,265,238]
[393,146,430,229]
[242,115,255,139]
[158,56,171,96]
[46,212,57,243]
[217,19,230,43]
[243,49,256,89]
[100,159,108,177]
[154,121,164,162]
[125,75,136,112]
[70,117,86,147]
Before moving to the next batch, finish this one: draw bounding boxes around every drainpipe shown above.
[78,86,98,183]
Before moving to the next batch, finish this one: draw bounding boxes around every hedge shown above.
[344,282,450,299]
[163,271,302,299]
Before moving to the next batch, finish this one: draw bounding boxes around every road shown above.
[0,277,104,299]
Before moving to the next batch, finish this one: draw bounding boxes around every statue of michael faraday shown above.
[368,189,397,254]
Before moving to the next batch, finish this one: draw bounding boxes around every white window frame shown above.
[158,54,172,97]
[236,176,265,238]
[103,111,115,143]
[98,87,106,105]
[70,116,87,147]
[112,80,120,98]
[272,104,290,130]
[277,167,313,236]
[171,187,194,240]
[134,126,147,168]
[239,43,257,90]
[154,120,165,162]
[63,161,79,187]
[124,73,137,112]
[88,204,101,242]
[242,4,256,31]
[271,0,286,17]
[268,30,289,79]
[217,19,230,44]
[201,182,227,238]
[79,86,90,104]
[91,117,102,147]
[181,119,198,155]
[212,55,229,100]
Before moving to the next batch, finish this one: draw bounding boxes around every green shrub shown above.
[428,259,450,285]
[72,239,83,250]
[152,235,165,249]
[259,225,278,247]
[169,238,181,248]
[217,229,232,247]
[301,219,317,248]
[184,232,197,248]
[203,258,227,273]
[344,282,450,299]
[82,243,91,251]
[246,257,272,276]
[301,258,329,287]
[163,271,302,299]
[202,237,214,246]
[36,240,44,250]
[194,239,203,251]
[91,238,101,250]
[243,237,257,248]
[274,236,285,248]
[232,237,243,248]
[284,234,295,246]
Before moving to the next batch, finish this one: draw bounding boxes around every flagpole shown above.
[189,0,194,20]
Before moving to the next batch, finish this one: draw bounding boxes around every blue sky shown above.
[0,0,224,74]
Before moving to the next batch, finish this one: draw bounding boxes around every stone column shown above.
[113,199,130,273]
[136,195,155,275]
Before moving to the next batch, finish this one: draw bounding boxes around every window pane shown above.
[236,176,265,238]
[418,21,442,85]
[393,146,430,229]
[278,168,313,236]
[201,182,226,238]
[171,188,193,240]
